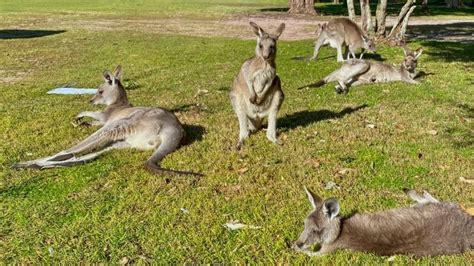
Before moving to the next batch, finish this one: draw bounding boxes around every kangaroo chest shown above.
[252,67,275,94]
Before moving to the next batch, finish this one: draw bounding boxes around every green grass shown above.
[1,1,473,264]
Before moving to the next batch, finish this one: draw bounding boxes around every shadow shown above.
[416,71,435,79]
[418,39,474,62]
[279,104,368,131]
[0,29,66,39]
[362,53,385,61]
[260,7,289,12]
[182,124,206,146]
[407,22,474,44]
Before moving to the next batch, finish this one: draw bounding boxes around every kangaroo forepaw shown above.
[236,141,244,151]
[249,94,257,104]
[268,136,282,146]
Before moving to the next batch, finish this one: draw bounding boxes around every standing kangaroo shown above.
[311,18,376,62]
[13,66,202,176]
[293,187,473,257]
[301,47,422,94]
[230,22,285,150]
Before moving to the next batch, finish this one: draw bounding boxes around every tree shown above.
[346,0,356,21]
[388,0,416,40]
[360,0,373,32]
[375,0,388,36]
[288,0,316,14]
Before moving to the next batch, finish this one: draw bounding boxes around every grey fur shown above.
[301,47,422,93]
[311,18,376,62]
[13,65,202,176]
[293,187,473,257]
[229,22,285,150]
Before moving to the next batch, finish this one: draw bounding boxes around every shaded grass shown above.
[1,4,473,265]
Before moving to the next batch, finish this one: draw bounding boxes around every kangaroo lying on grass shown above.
[230,22,285,150]
[311,18,376,62]
[300,47,422,94]
[14,65,202,176]
[293,187,473,257]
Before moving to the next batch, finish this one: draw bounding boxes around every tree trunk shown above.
[388,0,416,40]
[334,0,340,4]
[347,0,356,21]
[288,0,316,14]
[399,5,416,38]
[360,0,373,33]
[375,0,388,36]
[445,0,463,8]
[421,0,428,10]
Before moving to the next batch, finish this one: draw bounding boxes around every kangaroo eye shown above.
[259,44,263,49]
[99,90,104,95]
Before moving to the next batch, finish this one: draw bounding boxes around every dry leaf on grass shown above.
[224,220,261,230]
[325,181,339,190]
[459,176,474,184]
[426,129,438,135]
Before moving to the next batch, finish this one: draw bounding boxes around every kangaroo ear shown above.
[103,70,113,84]
[414,48,423,59]
[304,186,322,210]
[323,198,340,220]
[250,21,264,37]
[113,65,123,81]
[273,23,285,39]
[402,46,411,56]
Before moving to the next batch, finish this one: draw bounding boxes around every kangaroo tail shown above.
[297,79,326,90]
[145,127,203,177]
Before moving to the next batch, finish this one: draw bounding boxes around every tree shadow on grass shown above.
[417,39,474,62]
[0,29,66,39]
[182,124,206,146]
[407,22,474,45]
[279,104,368,132]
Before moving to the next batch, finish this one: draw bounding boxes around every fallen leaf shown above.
[119,257,129,265]
[387,256,396,262]
[305,158,321,168]
[366,124,376,129]
[180,208,189,214]
[427,129,438,135]
[237,167,248,174]
[459,176,474,184]
[337,168,355,175]
[325,181,338,190]
[224,220,261,230]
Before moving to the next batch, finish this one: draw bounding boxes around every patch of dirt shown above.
[2,13,473,42]
[0,69,27,83]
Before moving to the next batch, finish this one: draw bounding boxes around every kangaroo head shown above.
[293,187,341,252]
[402,47,423,74]
[314,22,327,37]
[250,22,285,61]
[91,65,128,106]
[363,36,376,53]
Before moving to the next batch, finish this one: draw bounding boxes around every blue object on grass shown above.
[47,88,97,95]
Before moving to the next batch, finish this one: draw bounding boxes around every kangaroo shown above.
[301,47,422,94]
[311,18,376,62]
[229,22,285,150]
[13,65,202,176]
[293,187,473,257]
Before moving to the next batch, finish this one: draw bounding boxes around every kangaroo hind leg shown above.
[403,188,439,204]
[145,126,203,177]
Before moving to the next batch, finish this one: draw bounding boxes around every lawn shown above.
[1,0,473,264]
